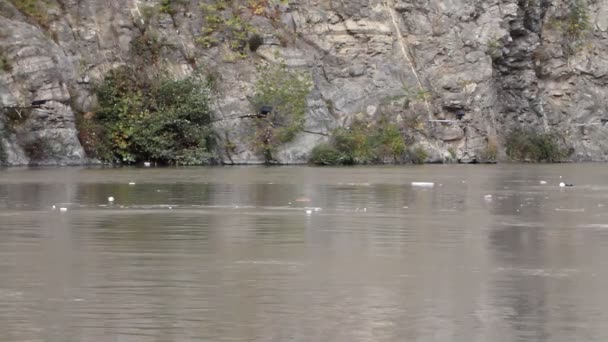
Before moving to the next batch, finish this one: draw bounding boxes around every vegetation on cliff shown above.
[249,63,312,163]
[309,119,407,165]
[82,66,218,165]
[505,128,571,162]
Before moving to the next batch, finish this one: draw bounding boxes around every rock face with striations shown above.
[1,0,608,165]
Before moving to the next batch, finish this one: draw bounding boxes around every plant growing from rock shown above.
[477,139,498,163]
[565,0,589,39]
[309,119,407,165]
[505,128,570,162]
[408,146,428,164]
[486,37,504,60]
[130,29,165,65]
[0,56,11,73]
[250,63,312,163]
[93,66,218,165]
[8,0,50,29]
[198,0,259,54]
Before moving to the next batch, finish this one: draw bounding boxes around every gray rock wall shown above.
[1,0,607,165]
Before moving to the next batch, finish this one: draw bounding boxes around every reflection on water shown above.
[2,165,608,341]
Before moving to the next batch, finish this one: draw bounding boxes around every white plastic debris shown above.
[59,207,68,212]
[411,182,435,188]
[52,205,56,210]
[314,207,322,212]
[484,194,492,201]
[144,162,151,167]
[108,196,115,202]
[363,208,367,212]
[306,209,312,215]
[559,182,566,187]
[128,182,136,185]
[540,180,547,185]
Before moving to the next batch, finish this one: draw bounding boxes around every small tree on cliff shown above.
[249,63,312,163]
[93,66,218,165]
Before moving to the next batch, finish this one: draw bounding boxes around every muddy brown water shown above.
[1,164,608,341]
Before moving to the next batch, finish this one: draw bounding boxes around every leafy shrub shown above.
[565,0,589,39]
[93,66,218,165]
[309,119,407,165]
[309,143,343,165]
[160,0,176,15]
[8,0,50,29]
[76,112,108,160]
[448,147,456,159]
[409,146,427,164]
[250,63,312,163]
[198,1,256,54]
[505,128,569,162]
[131,30,164,64]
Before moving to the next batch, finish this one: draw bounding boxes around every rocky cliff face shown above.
[1,0,607,166]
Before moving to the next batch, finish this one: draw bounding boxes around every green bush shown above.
[94,67,218,165]
[250,63,312,163]
[198,2,256,54]
[565,0,589,39]
[505,128,569,162]
[309,143,344,165]
[409,146,427,164]
[309,119,407,165]
[159,0,176,15]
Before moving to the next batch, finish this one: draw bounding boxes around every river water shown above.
[1,164,608,341]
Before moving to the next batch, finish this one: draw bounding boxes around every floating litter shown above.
[363,208,367,212]
[403,206,409,209]
[52,205,56,210]
[128,182,136,185]
[555,208,585,213]
[144,162,151,167]
[306,209,312,215]
[411,182,434,188]
[540,180,547,185]
[59,207,68,212]
[484,194,492,201]
[108,196,115,202]
[314,207,322,212]
[559,182,566,187]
